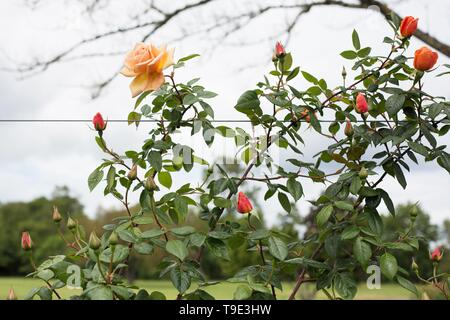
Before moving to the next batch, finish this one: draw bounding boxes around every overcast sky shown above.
[0,0,449,225]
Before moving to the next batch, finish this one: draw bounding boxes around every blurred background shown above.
[0,0,449,298]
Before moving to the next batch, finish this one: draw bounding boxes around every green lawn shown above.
[0,277,417,300]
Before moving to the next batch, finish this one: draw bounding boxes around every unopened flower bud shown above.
[89,231,102,250]
[67,217,77,231]
[344,119,354,137]
[207,167,214,175]
[274,41,286,59]
[358,167,368,179]
[52,206,62,223]
[430,246,443,262]
[411,259,419,272]
[342,66,347,78]
[109,231,119,246]
[410,205,419,220]
[127,164,138,181]
[237,192,253,214]
[92,112,107,132]
[6,287,17,300]
[145,175,159,191]
[21,231,32,251]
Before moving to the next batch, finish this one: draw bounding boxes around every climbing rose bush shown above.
[20,15,450,300]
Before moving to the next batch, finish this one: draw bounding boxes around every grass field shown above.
[0,277,418,300]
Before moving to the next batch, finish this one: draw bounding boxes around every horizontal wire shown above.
[0,119,421,123]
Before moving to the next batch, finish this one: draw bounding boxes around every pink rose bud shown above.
[275,41,286,58]
[399,16,418,38]
[237,192,253,214]
[344,119,354,137]
[430,246,443,262]
[21,231,32,251]
[356,93,369,113]
[92,113,107,132]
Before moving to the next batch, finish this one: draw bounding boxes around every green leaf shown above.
[408,141,428,157]
[357,47,371,58]
[171,226,196,236]
[286,66,300,81]
[340,50,357,60]
[301,71,318,84]
[148,151,162,171]
[135,91,152,109]
[353,237,372,266]
[141,229,165,239]
[183,94,199,105]
[352,29,361,50]
[286,178,303,201]
[341,226,360,240]
[385,94,405,117]
[278,192,291,213]
[165,240,188,261]
[268,236,288,261]
[88,169,103,192]
[334,200,354,211]
[134,242,154,255]
[127,111,141,127]
[87,285,113,300]
[170,267,191,293]
[233,284,252,300]
[380,252,398,279]
[158,171,172,189]
[349,176,362,195]
[396,275,419,297]
[235,90,261,114]
[379,189,395,216]
[178,54,200,62]
[248,229,271,240]
[316,204,333,226]
[393,163,407,189]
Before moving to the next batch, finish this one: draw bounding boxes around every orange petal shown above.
[130,73,149,98]
[143,72,165,92]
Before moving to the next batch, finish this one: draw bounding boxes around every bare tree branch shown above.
[5,0,450,97]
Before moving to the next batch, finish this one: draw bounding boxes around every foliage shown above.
[20,17,450,300]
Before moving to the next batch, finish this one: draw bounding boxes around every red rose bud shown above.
[52,206,62,223]
[414,46,438,71]
[21,231,32,251]
[237,192,253,214]
[6,287,17,300]
[399,16,418,38]
[92,112,107,132]
[356,93,369,113]
[275,41,286,58]
[344,119,354,137]
[430,246,443,262]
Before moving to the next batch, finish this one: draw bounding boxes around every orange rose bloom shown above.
[237,192,253,214]
[414,46,438,71]
[399,16,418,37]
[121,43,174,98]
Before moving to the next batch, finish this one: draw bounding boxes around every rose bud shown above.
[274,41,286,58]
[92,112,107,133]
[358,167,368,179]
[356,93,369,113]
[52,206,62,223]
[399,16,418,38]
[109,231,119,246]
[21,231,33,251]
[411,259,419,273]
[6,287,17,300]
[430,246,443,262]
[410,205,419,220]
[67,217,77,231]
[237,192,253,214]
[144,175,159,191]
[341,66,347,79]
[127,164,138,181]
[344,119,354,137]
[88,231,102,250]
[414,46,438,71]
